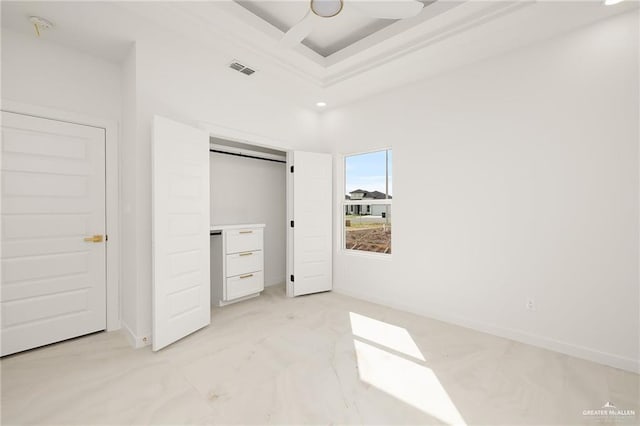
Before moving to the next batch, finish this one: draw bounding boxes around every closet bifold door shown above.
[152,115,210,351]
[287,151,332,297]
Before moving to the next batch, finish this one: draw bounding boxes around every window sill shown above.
[340,249,393,261]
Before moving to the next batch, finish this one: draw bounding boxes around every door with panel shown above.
[152,116,210,351]
[0,111,106,356]
[286,151,333,297]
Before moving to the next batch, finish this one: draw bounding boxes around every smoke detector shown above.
[228,60,256,76]
[29,16,53,37]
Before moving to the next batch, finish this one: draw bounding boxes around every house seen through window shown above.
[344,149,392,254]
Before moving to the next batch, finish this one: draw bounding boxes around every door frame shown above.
[1,100,121,331]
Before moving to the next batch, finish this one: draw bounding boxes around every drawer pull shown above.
[239,252,253,257]
[239,274,254,279]
[239,230,253,234]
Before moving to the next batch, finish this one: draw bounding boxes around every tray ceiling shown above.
[235,1,435,57]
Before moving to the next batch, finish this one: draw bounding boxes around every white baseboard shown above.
[121,321,151,349]
[333,287,639,374]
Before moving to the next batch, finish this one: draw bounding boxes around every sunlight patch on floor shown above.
[350,313,467,426]
[349,312,425,361]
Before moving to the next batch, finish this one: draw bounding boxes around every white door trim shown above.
[1,99,120,331]
[197,120,292,154]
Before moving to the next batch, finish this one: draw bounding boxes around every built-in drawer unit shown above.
[210,224,265,307]
[226,228,263,254]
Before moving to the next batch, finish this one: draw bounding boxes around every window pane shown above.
[344,149,392,255]
[345,150,392,200]
[345,204,391,254]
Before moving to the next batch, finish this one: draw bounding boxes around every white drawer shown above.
[226,228,263,254]
[226,271,264,300]
[226,251,263,278]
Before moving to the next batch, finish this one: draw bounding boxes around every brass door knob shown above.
[83,235,104,243]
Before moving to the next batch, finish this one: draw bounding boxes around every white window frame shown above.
[342,148,392,257]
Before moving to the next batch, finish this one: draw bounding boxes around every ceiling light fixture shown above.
[316,102,327,108]
[280,0,423,49]
[311,0,344,18]
[604,0,624,5]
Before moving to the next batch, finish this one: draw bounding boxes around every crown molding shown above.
[159,1,538,89]
[322,1,534,87]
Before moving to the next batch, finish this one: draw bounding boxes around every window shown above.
[343,149,392,254]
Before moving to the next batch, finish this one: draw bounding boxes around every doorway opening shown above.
[208,137,288,303]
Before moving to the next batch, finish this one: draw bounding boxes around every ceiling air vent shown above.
[228,60,256,76]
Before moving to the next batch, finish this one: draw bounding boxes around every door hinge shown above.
[290,165,294,173]
[290,275,294,282]
[290,220,294,228]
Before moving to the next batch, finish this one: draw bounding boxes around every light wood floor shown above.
[1,285,638,425]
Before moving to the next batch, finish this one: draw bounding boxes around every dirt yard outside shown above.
[345,222,391,254]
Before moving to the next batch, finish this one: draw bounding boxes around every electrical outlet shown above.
[526,299,536,311]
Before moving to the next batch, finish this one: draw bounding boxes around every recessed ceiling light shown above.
[604,0,624,5]
[316,102,327,108]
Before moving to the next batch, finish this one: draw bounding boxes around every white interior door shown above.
[287,151,332,297]
[152,115,210,351]
[1,111,106,356]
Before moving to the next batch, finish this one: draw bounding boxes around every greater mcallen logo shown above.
[583,402,636,419]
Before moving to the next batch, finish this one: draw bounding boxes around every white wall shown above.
[1,28,126,330]
[127,31,323,342]
[209,153,286,287]
[1,30,121,121]
[323,10,639,372]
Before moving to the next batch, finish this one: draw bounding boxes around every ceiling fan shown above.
[280,0,425,48]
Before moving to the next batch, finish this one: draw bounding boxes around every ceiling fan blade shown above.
[350,0,424,19]
[279,12,317,49]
